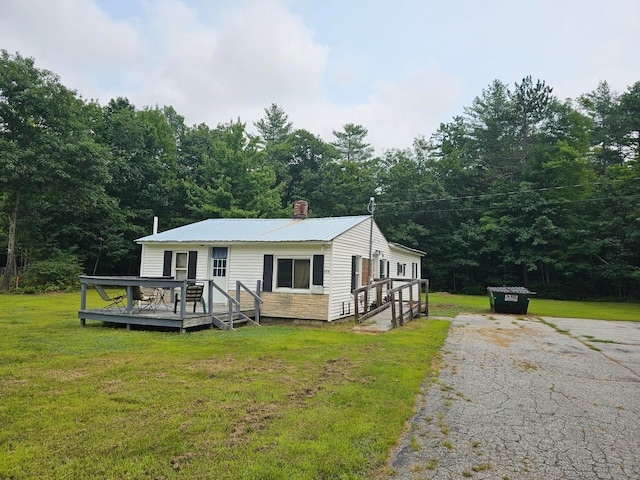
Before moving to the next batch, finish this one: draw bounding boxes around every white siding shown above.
[229,243,329,290]
[388,245,423,304]
[193,246,209,280]
[389,245,422,280]
[329,222,423,321]
[328,218,389,321]
[139,244,209,281]
[140,245,165,277]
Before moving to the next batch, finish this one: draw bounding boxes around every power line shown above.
[376,193,640,216]
[376,177,640,207]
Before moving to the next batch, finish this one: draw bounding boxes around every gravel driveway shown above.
[385,314,640,479]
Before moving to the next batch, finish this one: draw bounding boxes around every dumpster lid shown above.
[487,286,536,295]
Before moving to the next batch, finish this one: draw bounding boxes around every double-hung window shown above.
[277,258,310,289]
[397,262,406,277]
[175,252,188,280]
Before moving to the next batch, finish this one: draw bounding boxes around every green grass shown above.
[0,292,449,479]
[428,292,640,321]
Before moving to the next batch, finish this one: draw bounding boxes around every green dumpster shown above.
[487,286,536,314]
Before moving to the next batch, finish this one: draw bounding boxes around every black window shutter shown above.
[187,251,198,279]
[263,255,274,292]
[163,251,173,277]
[312,255,324,286]
[351,255,357,292]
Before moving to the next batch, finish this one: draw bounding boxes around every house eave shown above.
[136,240,333,247]
[389,242,426,256]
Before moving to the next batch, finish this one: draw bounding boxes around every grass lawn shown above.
[0,291,449,480]
[428,292,640,321]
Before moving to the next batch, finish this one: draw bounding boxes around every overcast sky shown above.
[2,0,639,153]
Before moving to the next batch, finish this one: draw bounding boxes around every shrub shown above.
[20,254,83,292]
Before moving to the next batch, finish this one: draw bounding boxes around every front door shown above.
[212,247,228,305]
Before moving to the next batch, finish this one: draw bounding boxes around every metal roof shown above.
[136,216,371,244]
[389,242,427,256]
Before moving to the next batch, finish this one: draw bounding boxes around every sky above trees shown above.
[2,0,639,153]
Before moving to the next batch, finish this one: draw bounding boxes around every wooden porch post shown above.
[424,280,429,316]
[409,284,415,321]
[80,283,87,326]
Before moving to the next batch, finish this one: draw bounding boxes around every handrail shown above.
[388,279,418,327]
[353,278,393,324]
[236,281,264,304]
[209,281,241,307]
[354,278,428,327]
[236,281,263,326]
[209,280,263,329]
[209,281,239,330]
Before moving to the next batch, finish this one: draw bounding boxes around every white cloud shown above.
[293,65,462,152]
[0,0,141,97]
[130,0,328,128]
[1,0,638,153]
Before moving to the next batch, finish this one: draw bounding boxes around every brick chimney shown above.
[293,200,309,219]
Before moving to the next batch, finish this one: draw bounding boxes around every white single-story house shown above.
[135,203,424,322]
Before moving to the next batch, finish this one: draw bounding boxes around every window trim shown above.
[274,255,312,291]
[351,255,362,292]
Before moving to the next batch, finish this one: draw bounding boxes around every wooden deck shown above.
[78,305,256,333]
[78,276,259,333]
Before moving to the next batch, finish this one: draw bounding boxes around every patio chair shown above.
[174,283,206,314]
[133,286,157,310]
[94,285,126,311]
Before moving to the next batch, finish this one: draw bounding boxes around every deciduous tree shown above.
[0,51,108,289]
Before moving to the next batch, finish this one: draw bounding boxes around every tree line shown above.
[1,51,639,299]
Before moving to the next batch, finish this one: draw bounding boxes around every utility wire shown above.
[376,176,640,207]
[375,193,640,216]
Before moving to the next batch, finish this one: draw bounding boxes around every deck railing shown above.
[79,275,191,319]
[236,281,263,326]
[79,276,263,332]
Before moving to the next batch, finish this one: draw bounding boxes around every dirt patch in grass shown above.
[99,379,124,394]
[1,378,29,388]
[320,357,357,383]
[282,358,353,402]
[229,403,282,446]
[44,369,89,381]
[171,452,196,472]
